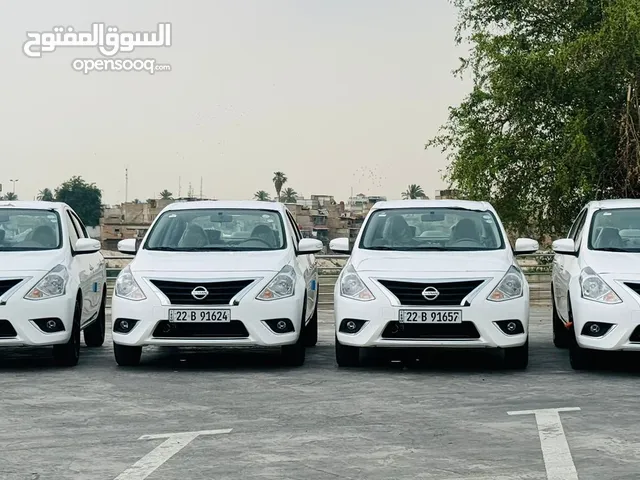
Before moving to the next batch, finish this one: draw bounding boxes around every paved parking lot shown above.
[0,305,639,479]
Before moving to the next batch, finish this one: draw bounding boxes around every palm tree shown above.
[254,190,271,201]
[281,187,298,203]
[4,192,17,200]
[37,188,54,201]
[402,184,427,200]
[159,189,173,199]
[272,171,287,202]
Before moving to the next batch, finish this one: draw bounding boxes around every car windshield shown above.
[0,208,62,251]
[359,207,505,251]
[589,208,640,252]
[144,208,286,251]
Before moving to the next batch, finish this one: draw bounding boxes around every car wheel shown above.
[53,298,81,367]
[567,295,594,370]
[281,300,306,366]
[84,287,106,347]
[303,292,318,347]
[114,343,142,367]
[503,339,528,370]
[335,335,360,367]
[552,286,570,349]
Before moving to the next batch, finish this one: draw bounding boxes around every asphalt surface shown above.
[0,306,639,480]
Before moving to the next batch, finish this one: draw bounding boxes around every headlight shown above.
[24,264,69,300]
[115,265,146,301]
[488,265,523,302]
[256,265,296,300]
[580,267,621,304]
[340,264,374,301]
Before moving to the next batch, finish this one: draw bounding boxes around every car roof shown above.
[0,200,67,210]
[162,200,287,213]
[370,199,495,212]
[587,199,640,211]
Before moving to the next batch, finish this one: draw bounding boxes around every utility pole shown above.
[10,179,18,194]
[124,168,128,223]
[200,177,203,199]
[178,176,181,198]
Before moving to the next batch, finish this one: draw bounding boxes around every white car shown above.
[551,199,640,369]
[0,201,106,366]
[329,200,539,368]
[111,201,323,367]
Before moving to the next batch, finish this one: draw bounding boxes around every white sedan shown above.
[330,200,539,369]
[552,199,640,369]
[0,201,106,366]
[111,201,323,367]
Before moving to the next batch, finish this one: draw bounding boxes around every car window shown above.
[66,211,80,246]
[568,209,586,240]
[589,208,640,252]
[69,211,87,238]
[359,207,505,251]
[571,210,588,243]
[286,210,302,243]
[0,208,62,251]
[144,208,287,251]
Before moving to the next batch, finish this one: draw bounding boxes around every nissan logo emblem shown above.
[191,286,209,300]
[422,286,439,301]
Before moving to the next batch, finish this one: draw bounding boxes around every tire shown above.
[552,286,570,349]
[53,298,81,367]
[567,294,594,370]
[114,343,142,367]
[281,298,306,366]
[335,335,360,367]
[503,339,529,370]
[84,287,106,347]
[303,293,318,347]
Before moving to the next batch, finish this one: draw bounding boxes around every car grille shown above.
[152,320,249,338]
[381,321,480,340]
[625,282,640,297]
[0,279,22,297]
[149,279,254,305]
[0,320,17,338]
[377,279,484,306]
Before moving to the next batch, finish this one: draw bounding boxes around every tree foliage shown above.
[281,187,298,203]
[272,172,287,202]
[402,184,427,199]
[37,188,54,201]
[254,190,271,201]
[159,189,173,199]
[426,0,640,236]
[3,192,17,200]
[54,176,102,226]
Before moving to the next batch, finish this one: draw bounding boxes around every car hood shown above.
[0,250,66,273]
[584,251,640,275]
[351,249,512,273]
[130,250,292,273]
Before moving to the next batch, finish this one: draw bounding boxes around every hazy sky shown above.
[0,0,471,205]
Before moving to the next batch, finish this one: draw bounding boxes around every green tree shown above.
[426,0,640,236]
[402,184,427,199]
[272,171,287,202]
[159,189,173,199]
[4,192,17,201]
[281,187,298,203]
[37,188,54,201]
[54,176,102,226]
[254,190,271,201]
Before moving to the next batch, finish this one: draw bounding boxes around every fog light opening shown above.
[46,320,57,331]
[114,318,138,334]
[346,320,357,332]
[506,321,517,333]
[276,320,288,332]
[589,323,601,335]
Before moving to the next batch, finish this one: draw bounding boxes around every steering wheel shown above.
[238,237,272,247]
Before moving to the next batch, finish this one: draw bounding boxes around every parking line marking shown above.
[508,407,580,480]
[114,429,232,480]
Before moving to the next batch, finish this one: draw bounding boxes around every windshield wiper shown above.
[594,247,633,252]
[146,246,179,251]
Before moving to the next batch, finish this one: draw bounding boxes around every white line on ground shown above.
[508,407,580,480]
[113,429,232,480]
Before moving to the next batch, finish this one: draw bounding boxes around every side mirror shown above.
[329,237,350,254]
[75,238,101,254]
[552,238,577,256]
[297,238,323,255]
[514,238,539,255]
[117,238,138,255]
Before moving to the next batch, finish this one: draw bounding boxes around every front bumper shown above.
[334,282,529,349]
[0,287,75,347]
[111,292,305,348]
[570,278,640,351]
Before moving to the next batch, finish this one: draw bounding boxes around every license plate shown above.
[168,309,231,323]
[399,310,462,323]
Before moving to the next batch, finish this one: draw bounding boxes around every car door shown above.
[285,210,318,321]
[69,209,104,314]
[554,208,587,320]
[64,209,94,325]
